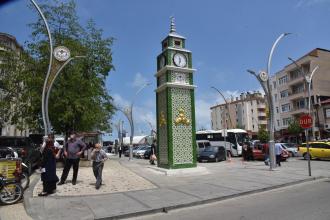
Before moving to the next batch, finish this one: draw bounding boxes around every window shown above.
[280,90,289,98]
[274,94,278,102]
[292,83,304,94]
[279,75,288,85]
[277,120,280,127]
[276,107,279,113]
[282,117,292,126]
[174,40,181,47]
[281,104,291,113]
[290,69,303,80]
[296,99,305,109]
[273,81,277,89]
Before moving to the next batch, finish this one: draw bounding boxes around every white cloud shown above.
[195,99,212,130]
[295,0,330,7]
[131,72,149,88]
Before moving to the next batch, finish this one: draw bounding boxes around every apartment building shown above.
[210,92,267,137]
[0,32,29,136]
[271,48,330,140]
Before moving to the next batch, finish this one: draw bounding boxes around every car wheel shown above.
[215,157,219,162]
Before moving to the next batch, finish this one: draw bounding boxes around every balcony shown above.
[257,103,266,109]
[287,75,305,86]
[288,91,305,101]
[258,112,267,117]
[290,107,308,116]
[258,120,267,125]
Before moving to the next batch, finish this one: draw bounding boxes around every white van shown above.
[210,141,239,157]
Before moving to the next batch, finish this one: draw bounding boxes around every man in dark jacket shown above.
[58,132,86,185]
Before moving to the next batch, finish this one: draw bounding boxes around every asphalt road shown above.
[131,178,330,220]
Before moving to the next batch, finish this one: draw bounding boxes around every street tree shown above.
[257,128,269,143]
[287,119,303,143]
[2,0,115,135]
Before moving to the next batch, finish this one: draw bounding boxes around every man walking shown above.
[91,143,107,189]
[58,132,86,185]
[275,143,283,167]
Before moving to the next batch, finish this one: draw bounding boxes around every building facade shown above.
[0,32,29,137]
[211,91,267,137]
[271,48,330,140]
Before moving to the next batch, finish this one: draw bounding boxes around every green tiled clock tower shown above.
[155,17,197,169]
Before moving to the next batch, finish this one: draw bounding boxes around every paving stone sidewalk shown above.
[33,159,156,197]
[23,157,330,220]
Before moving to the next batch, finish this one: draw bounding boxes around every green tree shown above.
[257,128,269,143]
[3,0,115,134]
[287,119,303,139]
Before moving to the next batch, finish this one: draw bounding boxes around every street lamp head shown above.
[247,69,256,75]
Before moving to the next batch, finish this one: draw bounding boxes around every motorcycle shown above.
[2,147,30,191]
[0,174,23,205]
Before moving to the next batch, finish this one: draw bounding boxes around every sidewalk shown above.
[23,157,330,220]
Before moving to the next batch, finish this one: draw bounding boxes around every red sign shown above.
[299,114,313,129]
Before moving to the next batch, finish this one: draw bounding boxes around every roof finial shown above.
[170,16,176,33]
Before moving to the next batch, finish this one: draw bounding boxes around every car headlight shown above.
[209,155,215,158]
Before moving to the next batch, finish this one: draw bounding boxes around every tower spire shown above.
[170,16,176,33]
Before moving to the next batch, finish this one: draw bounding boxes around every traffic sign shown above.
[299,114,313,129]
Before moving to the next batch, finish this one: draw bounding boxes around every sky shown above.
[1,0,330,137]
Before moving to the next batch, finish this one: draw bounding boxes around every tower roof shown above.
[166,16,185,39]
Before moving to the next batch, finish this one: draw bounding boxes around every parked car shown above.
[279,143,299,157]
[135,145,151,158]
[298,141,330,160]
[124,146,139,157]
[198,146,226,162]
[144,148,152,159]
[0,136,41,174]
[196,140,211,158]
[252,143,289,161]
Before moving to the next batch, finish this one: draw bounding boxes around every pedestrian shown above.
[91,143,108,189]
[275,143,283,167]
[242,143,248,161]
[150,140,157,165]
[58,132,86,185]
[246,142,253,161]
[38,137,59,196]
[118,143,123,158]
[262,143,269,166]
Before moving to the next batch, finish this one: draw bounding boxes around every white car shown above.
[135,146,151,158]
[279,143,299,157]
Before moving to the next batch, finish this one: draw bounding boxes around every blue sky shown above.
[1,0,330,137]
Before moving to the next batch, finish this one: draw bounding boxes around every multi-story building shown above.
[271,48,330,140]
[210,91,267,137]
[0,32,29,136]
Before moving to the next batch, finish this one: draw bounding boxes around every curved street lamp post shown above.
[288,57,319,176]
[115,83,150,160]
[247,33,291,171]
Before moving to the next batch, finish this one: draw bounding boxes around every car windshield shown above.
[283,143,296,148]
[204,146,216,152]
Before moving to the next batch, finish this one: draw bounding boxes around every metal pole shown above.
[29,0,53,135]
[45,56,86,132]
[266,33,291,170]
[306,66,319,176]
[211,86,234,128]
[129,105,134,160]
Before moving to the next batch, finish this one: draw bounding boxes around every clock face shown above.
[174,72,188,84]
[159,55,166,69]
[173,53,187,68]
[53,46,71,62]
[259,71,269,82]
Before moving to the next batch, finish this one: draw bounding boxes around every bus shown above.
[196,129,249,156]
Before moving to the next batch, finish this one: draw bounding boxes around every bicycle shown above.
[0,174,23,205]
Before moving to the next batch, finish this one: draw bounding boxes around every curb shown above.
[95,176,325,220]
[23,173,41,220]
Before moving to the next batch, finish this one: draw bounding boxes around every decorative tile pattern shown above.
[170,88,193,165]
[171,71,189,84]
[157,90,168,164]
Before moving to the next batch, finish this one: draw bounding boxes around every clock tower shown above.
[155,17,197,169]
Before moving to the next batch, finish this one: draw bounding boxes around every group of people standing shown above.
[38,132,107,196]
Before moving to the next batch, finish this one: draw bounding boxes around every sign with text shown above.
[299,114,313,129]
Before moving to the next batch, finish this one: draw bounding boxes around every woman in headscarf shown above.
[38,137,59,196]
